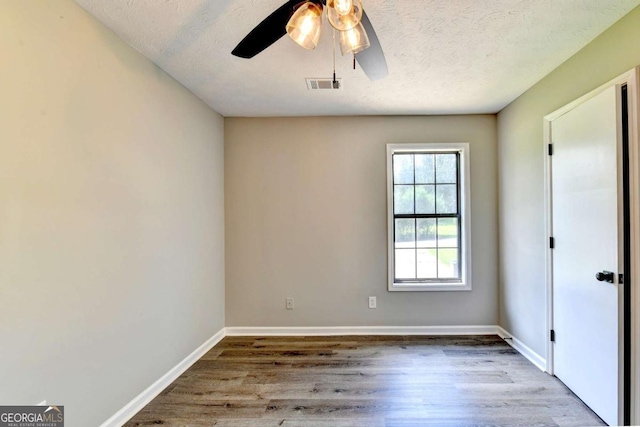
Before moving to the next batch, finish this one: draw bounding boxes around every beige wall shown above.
[225,116,498,327]
[497,5,640,356]
[0,1,225,426]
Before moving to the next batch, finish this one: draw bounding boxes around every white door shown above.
[551,85,622,426]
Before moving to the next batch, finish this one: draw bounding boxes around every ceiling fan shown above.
[231,0,388,81]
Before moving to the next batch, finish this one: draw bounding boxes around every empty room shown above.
[3,0,640,426]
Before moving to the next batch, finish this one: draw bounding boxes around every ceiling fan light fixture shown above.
[286,2,323,50]
[327,0,362,31]
[339,22,370,55]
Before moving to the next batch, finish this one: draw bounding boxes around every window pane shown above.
[436,184,457,214]
[417,249,437,278]
[438,218,458,248]
[415,185,435,214]
[415,154,435,184]
[438,249,459,278]
[395,249,416,279]
[417,218,437,248]
[393,154,414,184]
[395,219,415,248]
[436,154,457,184]
[394,185,414,214]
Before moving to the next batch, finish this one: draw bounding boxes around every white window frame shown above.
[386,143,472,292]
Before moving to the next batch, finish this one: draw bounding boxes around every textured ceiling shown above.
[74,0,640,117]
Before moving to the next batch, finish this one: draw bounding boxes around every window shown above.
[387,143,471,291]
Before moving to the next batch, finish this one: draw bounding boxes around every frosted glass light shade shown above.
[339,22,370,55]
[286,2,323,50]
[327,0,362,31]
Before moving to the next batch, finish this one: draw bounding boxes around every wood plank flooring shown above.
[125,335,605,426]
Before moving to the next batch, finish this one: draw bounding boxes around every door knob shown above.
[595,271,615,283]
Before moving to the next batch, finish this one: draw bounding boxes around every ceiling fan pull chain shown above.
[332,28,339,88]
[333,28,336,74]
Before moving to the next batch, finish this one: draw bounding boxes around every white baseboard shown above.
[497,326,546,372]
[100,328,225,427]
[100,325,546,427]
[224,325,499,336]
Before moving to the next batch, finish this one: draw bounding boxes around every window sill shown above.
[389,282,472,292]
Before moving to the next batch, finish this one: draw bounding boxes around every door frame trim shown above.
[543,67,640,425]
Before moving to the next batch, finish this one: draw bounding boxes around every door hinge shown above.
[550,330,555,342]
[550,237,555,249]
[619,273,624,285]
[548,144,553,156]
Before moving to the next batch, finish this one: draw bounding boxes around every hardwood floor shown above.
[125,335,605,426]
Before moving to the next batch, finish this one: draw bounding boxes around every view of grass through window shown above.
[393,153,461,281]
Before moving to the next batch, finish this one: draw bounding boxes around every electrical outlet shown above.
[286,297,294,310]
[368,296,377,309]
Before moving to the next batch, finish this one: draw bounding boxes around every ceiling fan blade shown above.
[232,0,300,59]
[355,10,388,81]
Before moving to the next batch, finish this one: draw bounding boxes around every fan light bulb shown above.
[333,0,353,16]
[347,29,359,46]
[339,22,370,55]
[327,0,362,31]
[300,15,315,35]
[286,2,323,50]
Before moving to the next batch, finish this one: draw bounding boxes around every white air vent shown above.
[306,78,342,90]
